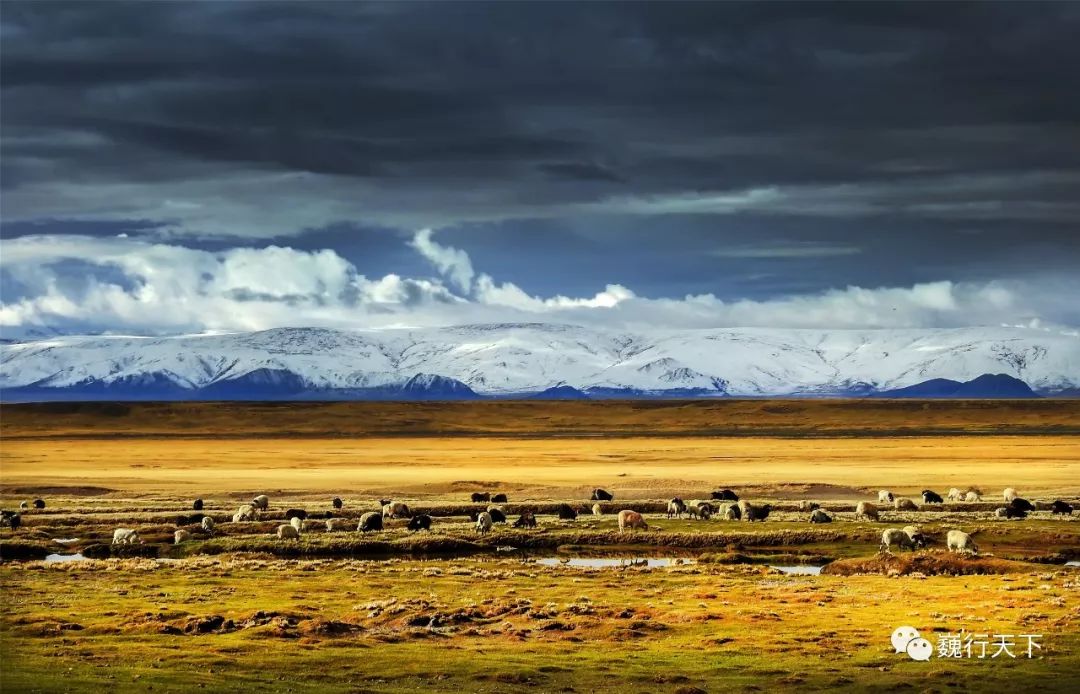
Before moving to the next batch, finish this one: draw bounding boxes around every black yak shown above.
[1003,506,1028,519]
[1010,497,1036,513]
[1,511,20,530]
[407,514,432,531]
[921,490,944,504]
[358,512,383,532]
[176,513,206,526]
[513,511,537,528]
[1051,500,1074,515]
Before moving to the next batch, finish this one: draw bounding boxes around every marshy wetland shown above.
[2,400,1080,692]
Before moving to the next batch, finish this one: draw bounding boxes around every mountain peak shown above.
[528,384,590,400]
[875,373,1038,399]
[400,373,477,398]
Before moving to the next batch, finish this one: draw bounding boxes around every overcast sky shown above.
[2,1,1078,335]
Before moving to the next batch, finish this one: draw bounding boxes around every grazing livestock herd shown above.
[1,485,1074,563]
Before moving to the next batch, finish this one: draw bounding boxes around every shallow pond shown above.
[44,553,86,563]
[531,556,828,573]
[770,564,824,575]
[535,556,694,568]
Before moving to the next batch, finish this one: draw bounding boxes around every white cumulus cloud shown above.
[1,231,1077,337]
[409,228,475,293]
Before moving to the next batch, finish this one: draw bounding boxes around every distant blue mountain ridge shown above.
[872,373,1038,399]
[0,371,1043,401]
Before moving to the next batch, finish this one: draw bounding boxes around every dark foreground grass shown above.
[2,556,1079,693]
[5,399,1078,438]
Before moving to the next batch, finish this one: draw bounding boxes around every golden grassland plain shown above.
[3,434,1080,499]
[2,555,1079,693]
[2,400,1080,692]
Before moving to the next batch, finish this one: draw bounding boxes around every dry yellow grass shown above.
[3,434,1078,498]
[3,556,1080,692]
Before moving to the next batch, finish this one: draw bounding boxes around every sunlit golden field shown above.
[2,556,1079,693]
[2,401,1079,692]
[2,435,1080,499]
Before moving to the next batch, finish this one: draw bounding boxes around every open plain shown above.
[2,400,1079,692]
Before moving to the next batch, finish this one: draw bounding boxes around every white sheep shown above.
[252,495,270,511]
[1003,488,1018,503]
[382,501,410,519]
[475,511,493,534]
[879,528,917,553]
[808,509,832,523]
[687,500,713,520]
[325,518,344,532]
[276,523,300,540]
[112,528,140,545]
[736,499,753,521]
[947,488,964,502]
[878,490,894,504]
[902,525,927,547]
[947,530,977,554]
[855,501,879,521]
[290,516,304,532]
[201,516,215,534]
[592,503,603,516]
[617,509,648,531]
[965,491,981,502]
[174,529,192,544]
[894,497,918,511]
[232,504,257,522]
[666,498,686,519]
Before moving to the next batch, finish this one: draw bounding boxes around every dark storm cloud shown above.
[1,1,1078,305]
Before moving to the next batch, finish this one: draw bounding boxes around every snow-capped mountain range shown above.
[1,323,1078,400]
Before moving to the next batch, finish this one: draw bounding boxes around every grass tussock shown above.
[697,551,833,566]
[821,551,1033,576]
[81,543,159,559]
[186,534,488,559]
[0,540,51,561]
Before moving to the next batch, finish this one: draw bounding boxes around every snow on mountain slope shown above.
[1,323,1077,397]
